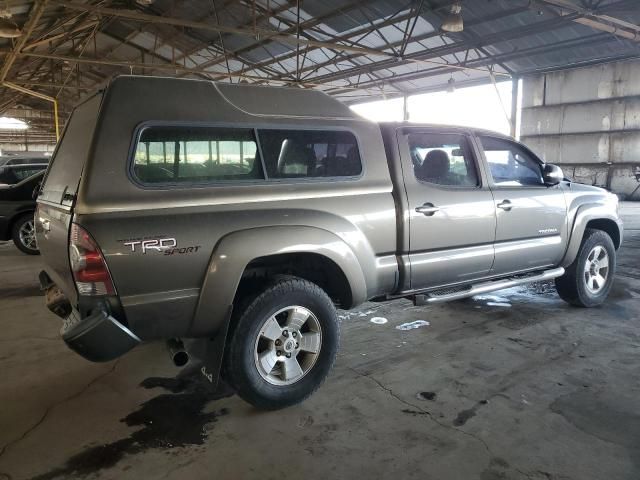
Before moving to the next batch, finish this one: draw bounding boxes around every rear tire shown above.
[11,213,39,255]
[555,228,615,307]
[224,276,339,410]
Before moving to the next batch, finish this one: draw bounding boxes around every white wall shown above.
[521,59,640,199]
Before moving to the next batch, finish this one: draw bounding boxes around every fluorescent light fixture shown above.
[441,3,464,33]
[0,19,21,38]
[447,77,456,93]
[0,117,28,130]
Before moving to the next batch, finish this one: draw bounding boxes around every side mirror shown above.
[543,163,563,186]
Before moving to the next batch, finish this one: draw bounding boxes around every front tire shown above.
[555,228,615,307]
[224,277,339,410]
[12,213,39,255]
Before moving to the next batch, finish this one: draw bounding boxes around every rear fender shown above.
[189,226,368,337]
[561,203,623,267]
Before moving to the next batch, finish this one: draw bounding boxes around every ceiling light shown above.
[441,3,464,33]
[0,19,20,38]
[0,117,28,130]
[447,77,456,93]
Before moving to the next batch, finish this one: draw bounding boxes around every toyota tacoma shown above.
[35,76,623,409]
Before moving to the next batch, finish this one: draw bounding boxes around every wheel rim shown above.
[18,220,37,251]
[584,245,609,294]
[253,306,322,386]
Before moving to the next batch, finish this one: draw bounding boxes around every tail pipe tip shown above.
[167,338,190,367]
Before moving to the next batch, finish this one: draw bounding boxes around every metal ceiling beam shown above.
[44,0,510,86]
[215,7,419,81]
[0,0,48,83]
[538,0,640,42]
[182,0,378,72]
[4,8,103,107]
[329,31,621,99]
[23,20,99,50]
[303,10,574,86]
[50,0,407,57]
[271,4,532,84]
[171,0,298,65]
[0,50,380,91]
[249,0,411,87]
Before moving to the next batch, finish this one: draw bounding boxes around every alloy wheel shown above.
[253,306,322,386]
[584,245,609,294]
[19,220,37,251]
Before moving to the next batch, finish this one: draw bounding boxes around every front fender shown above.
[560,203,623,268]
[189,225,368,337]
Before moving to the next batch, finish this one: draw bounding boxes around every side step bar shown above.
[413,267,565,305]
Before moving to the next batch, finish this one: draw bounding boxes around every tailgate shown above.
[36,94,102,304]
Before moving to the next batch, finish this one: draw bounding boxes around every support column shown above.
[403,94,409,122]
[510,77,519,138]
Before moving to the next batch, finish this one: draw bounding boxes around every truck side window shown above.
[258,129,362,179]
[479,136,544,187]
[132,126,263,184]
[408,133,479,187]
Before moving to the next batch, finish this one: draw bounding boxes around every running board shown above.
[413,267,565,305]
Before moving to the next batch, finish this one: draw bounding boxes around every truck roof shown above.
[377,121,512,140]
[106,75,360,121]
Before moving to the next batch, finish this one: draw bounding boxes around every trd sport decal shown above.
[119,236,201,255]
[123,237,176,253]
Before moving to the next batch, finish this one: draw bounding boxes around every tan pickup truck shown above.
[36,76,622,409]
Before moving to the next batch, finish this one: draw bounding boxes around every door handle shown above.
[497,200,513,211]
[415,203,440,216]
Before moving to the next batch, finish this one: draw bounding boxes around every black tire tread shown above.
[225,276,339,410]
[555,228,615,307]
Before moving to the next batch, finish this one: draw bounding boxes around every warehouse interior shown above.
[0,1,639,479]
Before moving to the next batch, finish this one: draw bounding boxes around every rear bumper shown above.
[41,271,140,362]
[61,307,140,362]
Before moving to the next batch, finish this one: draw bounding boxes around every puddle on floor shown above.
[32,373,232,480]
[396,320,430,331]
[471,281,559,307]
[370,317,388,325]
[486,301,512,307]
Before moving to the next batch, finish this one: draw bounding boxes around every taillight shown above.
[69,224,116,296]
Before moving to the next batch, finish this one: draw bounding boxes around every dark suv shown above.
[0,166,46,254]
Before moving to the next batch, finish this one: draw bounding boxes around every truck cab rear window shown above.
[133,126,262,184]
[258,129,362,178]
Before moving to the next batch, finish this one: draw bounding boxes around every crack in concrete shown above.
[345,365,541,480]
[0,360,120,462]
[344,365,495,454]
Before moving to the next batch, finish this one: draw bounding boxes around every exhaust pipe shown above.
[167,338,190,367]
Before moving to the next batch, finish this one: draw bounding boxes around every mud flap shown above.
[197,305,233,390]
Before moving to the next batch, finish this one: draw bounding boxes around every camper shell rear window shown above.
[40,94,102,204]
[131,125,363,186]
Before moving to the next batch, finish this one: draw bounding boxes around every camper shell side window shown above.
[130,124,364,186]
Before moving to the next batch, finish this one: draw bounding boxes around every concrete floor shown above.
[0,204,639,480]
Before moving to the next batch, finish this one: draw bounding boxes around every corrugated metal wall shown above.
[521,59,640,200]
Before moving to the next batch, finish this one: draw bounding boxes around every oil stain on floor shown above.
[32,373,232,480]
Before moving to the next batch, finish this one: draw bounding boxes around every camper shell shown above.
[37,76,397,360]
